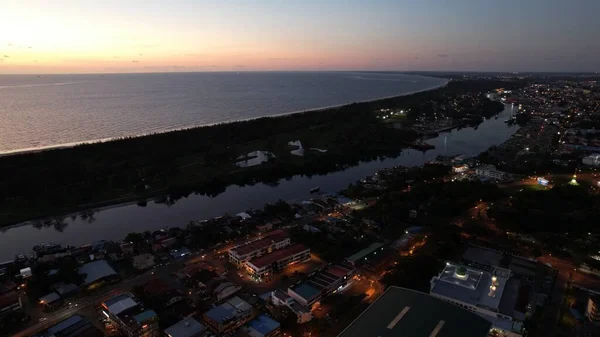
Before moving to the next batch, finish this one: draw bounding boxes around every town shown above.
[3,74,600,337]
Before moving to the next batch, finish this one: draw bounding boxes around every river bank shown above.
[0,103,519,260]
[3,79,500,227]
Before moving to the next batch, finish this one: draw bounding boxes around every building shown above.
[55,283,80,298]
[79,260,119,290]
[35,314,104,337]
[132,254,156,270]
[0,290,22,318]
[287,263,354,308]
[337,287,492,337]
[271,290,312,323]
[39,292,63,310]
[101,293,160,337]
[240,315,281,337]
[586,296,600,324]
[475,165,507,180]
[583,154,600,166]
[228,230,290,267]
[345,243,385,267]
[164,317,207,337]
[202,296,252,333]
[430,263,525,336]
[213,281,242,302]
[245,244,310,282]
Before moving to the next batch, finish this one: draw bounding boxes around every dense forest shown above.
[0,79,518,225]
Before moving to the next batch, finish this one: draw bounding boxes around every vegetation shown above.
[488,184,600,234]
[0,79,513,226]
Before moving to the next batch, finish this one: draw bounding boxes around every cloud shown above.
[437,54,449,58]
[113,56,119,59]
[414,56,422,60]
[131,60,140,63]
[185,53,205,57]
[233,64,245,69]
[371,57,383,61]
[139,53,143,56]
[34,60,38,63]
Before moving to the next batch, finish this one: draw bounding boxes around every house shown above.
[213,282,242,302]
[203,296,252,333]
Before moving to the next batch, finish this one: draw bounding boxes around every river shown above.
[0,104,518,260]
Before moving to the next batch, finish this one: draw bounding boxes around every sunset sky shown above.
[1,0,599,74]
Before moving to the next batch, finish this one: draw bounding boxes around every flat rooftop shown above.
[431,263,510,311]
[230,230,289,256]
[338,287,492,337]
[247,244,309,269]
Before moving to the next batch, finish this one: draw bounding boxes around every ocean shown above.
[0,72,446,153]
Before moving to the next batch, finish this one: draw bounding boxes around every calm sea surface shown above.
[0,72,445,153]
[0,103,519,260]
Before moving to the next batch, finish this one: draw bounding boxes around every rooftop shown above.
[164,317,206,337]
[338,287,492,337]
[204,296,251,323]
[230,230,289,256]
[290,284,320,301]
[39,292,60,304]
[247,315,280,337]
[246,244,309,269]
[430,263,511,311]
[103,294,139,315]
[38,314,103,337]
[346,242,385,264]
[79,260,117,284]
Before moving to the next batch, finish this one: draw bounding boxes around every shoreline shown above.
[0,78,449,157]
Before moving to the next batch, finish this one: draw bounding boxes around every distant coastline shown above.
[0,77,449,157]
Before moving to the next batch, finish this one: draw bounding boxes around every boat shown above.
[310,187,320,193]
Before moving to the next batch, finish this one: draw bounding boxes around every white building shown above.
[228,230,290,267]
[271,290,312,324]
[475,165,507,180]
[430,263,525,337]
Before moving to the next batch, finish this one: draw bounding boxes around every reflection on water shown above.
[0,105,518,259]
[235,151,275,167]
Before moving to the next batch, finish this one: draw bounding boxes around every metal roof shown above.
[338,287,492,337]
[39,292,60,303]
[248,315,280,337]
[78,260,117,284]
[164,317,206,337]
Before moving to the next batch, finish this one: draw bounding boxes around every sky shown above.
[1,0,599,74]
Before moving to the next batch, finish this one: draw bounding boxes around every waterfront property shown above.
[202,296,253,333]
[337,287,492,337]
[430,262,525,337]
[287,262,354,308]
[228,230,291,267]
[101,293,160,337]
[245,244,310,282]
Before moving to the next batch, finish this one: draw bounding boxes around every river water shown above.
[0,104,518,260]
